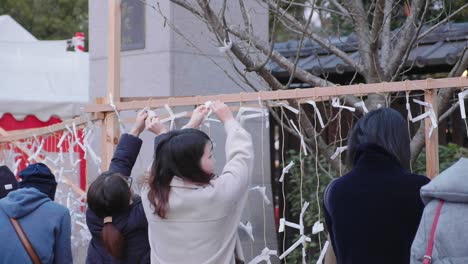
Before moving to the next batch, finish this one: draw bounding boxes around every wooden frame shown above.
[2,77,467,178]
[2,0,466,182]
[101,0,122,170]
[424,89,439,178]
[83,77,468,179]
[84,77,468,113]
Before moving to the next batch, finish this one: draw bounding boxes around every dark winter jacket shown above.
[0,165,18,199]
[86,133,150,264]
[324,143,430,264]
[0,187,72,264]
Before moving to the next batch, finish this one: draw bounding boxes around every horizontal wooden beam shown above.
[84,77,468,113]
[120,103,269,124]
[120,96,177,102]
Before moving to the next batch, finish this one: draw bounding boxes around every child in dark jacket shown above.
[86,109,153,264]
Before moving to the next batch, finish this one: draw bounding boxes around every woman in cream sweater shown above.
[141,101,254,264]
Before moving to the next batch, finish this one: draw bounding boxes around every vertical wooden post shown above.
[101,0,121,171]
[424,89,439,178]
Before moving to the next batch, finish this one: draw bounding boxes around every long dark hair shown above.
[87,172,131,259]
[347,108,411,169]
[148,129,213,218]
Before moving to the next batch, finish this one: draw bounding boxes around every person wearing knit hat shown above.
[0,165,18,199]
[0,162,72,263]
[18,162,57,200]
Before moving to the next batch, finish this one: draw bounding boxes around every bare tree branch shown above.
[248,0,280,72]
[165,0,205,19]
[168,0,467,174]
[409,47,468,164]
[238,0,253,34]
[385,0,427,79]
[285,0,317,88]
[228,25,333,87]
[220,0,228,22]
[370,0,386,45]
[390,0,430,82]
[194,0,286,91]
[172,0,350,173]
[329,0,351,18]
[438,47,468,113]
[298,105,346,173]
[381,0,395,64]
[410,122,425,165]
[261,0,365,74]
[225,24,364,113]
[418,2,468,41]
[343,0,373,80]
[275,0,350,18]
[439,101,460,123]
[368,0,386,81]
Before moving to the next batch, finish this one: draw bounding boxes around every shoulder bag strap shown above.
[422,199,444,264]
[9,217,42,264]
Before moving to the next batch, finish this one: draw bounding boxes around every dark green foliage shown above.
[413,143,468,175]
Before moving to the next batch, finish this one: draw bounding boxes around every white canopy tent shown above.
[0,15,37,42]
[0,15,89,122]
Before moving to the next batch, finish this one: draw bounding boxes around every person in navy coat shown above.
[324,108,430,264]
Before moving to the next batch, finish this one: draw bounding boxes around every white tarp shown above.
[0,15,89,121]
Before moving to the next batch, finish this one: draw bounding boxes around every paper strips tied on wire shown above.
[270,102,299,115]
[278,202,311,263]
[316,240,330,264]
[83,127,102,172]
[238,221,254,242]
[12,158,22,176]
[257,97,270,128]
[236,107,269,128]
[305,101,325,128]
[279,161,294,182]
[109,93,126,134]
[354,101,369,114]
[290,120,308,156]
[27,138,44,162]
[201,101,221,127]
[312,220,324,235]
[218,39,232,53]
[332,97,355,112]
[250,186,271,205]
[458,90,468,119]
[406,93,438,137]
[160,104,187,130]
[248,247,278,264]
[331,146,348,160]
